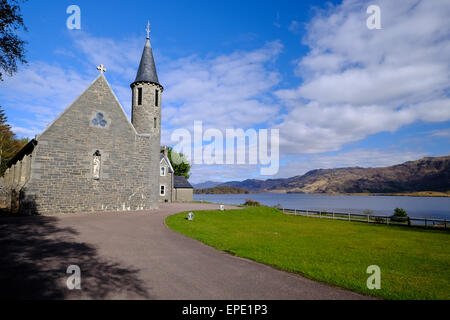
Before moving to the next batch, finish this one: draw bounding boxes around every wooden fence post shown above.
[408,217,411,226]
[367,215,370,223]
[333,212,335,219]
[387,216,389,225]
[348,213,350,221]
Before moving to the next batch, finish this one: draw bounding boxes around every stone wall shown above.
[174,188,193,202]
[20,75,160,215]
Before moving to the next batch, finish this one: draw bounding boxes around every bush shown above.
[363,209,374,215]
[391,208,408,222]
[394,208,407,217]
[244,199,260,207]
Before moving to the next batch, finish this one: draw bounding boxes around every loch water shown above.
[194,193,450,220]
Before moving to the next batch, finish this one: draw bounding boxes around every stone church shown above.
[0,30,192,215]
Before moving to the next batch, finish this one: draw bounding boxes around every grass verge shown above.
[166,206,450,300]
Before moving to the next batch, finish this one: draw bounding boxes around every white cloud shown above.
[428,128,450,138]
[71,33,142,80]
[276,0,450,154]
[162,41,283,130]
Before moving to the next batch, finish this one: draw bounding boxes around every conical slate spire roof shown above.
[134,38,160,86]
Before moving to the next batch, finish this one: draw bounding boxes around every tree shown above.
[393,208,407,217]
[167,146,191,179]
[0,0,27,81]
[391,207,408,223]
[0,106,28,176]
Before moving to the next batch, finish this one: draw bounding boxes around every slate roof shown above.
[174,176,193,189]
[133,38,161,87]
[7,139,37,168]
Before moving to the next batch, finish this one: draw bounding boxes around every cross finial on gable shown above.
[146,20,151,39]
[97,64,107,74]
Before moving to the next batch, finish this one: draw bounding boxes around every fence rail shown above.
[282,208,448,230]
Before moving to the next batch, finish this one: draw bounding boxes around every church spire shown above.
[132,21,161,88]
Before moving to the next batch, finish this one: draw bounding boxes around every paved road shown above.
[0,203,371,299]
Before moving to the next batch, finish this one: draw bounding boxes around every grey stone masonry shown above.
[16,74,160,215]
[131,82,162,136]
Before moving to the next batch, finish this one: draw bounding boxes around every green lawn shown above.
[166,207,450,300]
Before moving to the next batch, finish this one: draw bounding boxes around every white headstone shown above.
[220,205,225,211]
[188,212,194,221]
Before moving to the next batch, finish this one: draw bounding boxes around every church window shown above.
[160,166,166,176]
[154,117,157,129]
[155,89,159,106]
[92,113,107,127]
[138,88,143,105]
[160,185,166,196]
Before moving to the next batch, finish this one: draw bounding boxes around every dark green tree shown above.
[166,146,191,179]
[393,208,407,217]
[0,0,27,81]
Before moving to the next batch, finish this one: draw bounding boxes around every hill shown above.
[192,181,222,189]
[216,156,450,194]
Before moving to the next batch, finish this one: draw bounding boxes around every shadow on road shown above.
[0,215,151,299]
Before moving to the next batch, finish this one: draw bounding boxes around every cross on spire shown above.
[97,64,107,74]
[146,20,150,39]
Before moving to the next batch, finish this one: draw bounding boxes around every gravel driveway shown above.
[0,203,371,299]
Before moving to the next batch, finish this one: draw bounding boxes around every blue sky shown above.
[1,0,449,183]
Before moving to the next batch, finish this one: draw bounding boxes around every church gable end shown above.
[22,73,159,215]
[38,74,136,141]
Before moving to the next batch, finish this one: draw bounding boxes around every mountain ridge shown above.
[196,156,450,194]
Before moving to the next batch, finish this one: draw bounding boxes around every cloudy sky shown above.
[1,0,449,183]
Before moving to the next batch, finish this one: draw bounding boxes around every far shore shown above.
[196,190,450,198]
[286,191,450,198]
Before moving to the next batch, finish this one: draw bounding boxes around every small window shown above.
[154,117,157,129]
[155,89,159,106]
[138,88,143,105]
[160,185,166,196]
[160,166,166,176]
